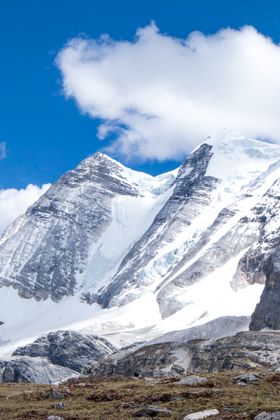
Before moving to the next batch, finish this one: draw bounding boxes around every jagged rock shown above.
[184,409,219,419]
[255,413,280,420]
[13,330,115,372]
[178,375,208,385]
[133,405,172,417]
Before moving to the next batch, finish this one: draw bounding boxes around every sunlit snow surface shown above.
[2,134,280,354]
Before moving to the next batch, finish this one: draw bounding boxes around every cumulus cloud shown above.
[0,184,50,234]
[57,23,280,160]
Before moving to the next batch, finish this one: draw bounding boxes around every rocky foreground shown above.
[1,329,280,418]
[2,368,280,419]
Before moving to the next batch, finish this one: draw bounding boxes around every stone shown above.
[178,375,208,385]
[254,413,280,420]
[184,409,219,419]
[49,389,65,400]
[53,402,64,409]
[133,405,172,417]
[235,373,259,384]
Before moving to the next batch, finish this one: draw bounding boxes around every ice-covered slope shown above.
[1,134,280,352]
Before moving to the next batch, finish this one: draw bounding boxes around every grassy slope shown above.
[1,369,280,419]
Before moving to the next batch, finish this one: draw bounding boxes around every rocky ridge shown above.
[90,330,280,378]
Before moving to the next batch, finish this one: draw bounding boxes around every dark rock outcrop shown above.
[250,247,280,330]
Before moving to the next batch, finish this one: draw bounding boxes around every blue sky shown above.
[1,0,280,188]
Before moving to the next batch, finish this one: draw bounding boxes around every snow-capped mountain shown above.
[0,152,175,302]
[1,133,280,353]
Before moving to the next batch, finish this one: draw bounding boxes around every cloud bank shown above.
[57,23,280,160]
[0,184,50,234]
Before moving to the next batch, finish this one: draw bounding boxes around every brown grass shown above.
[0,369,280,419]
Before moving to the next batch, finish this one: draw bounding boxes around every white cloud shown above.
[57,23,280,160]
[0,184,50,234]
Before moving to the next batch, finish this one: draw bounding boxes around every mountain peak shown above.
[77,151,119,170]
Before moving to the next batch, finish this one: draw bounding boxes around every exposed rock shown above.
[250,247,280,331]
[133,405,172,417]
[91,341,190,378]
[183,409,219,419]
[91,330,280,378]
